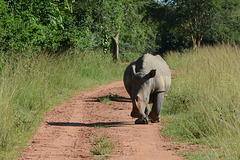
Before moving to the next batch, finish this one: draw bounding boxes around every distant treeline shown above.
[0,0,239,54]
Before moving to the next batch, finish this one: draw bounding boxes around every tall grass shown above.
[164,45,240,159]
[0,49,131,159]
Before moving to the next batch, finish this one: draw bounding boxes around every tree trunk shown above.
[111,5,130,61]
[191,33,202,51]
[196,33,202,48]
[191,34,197,51]
[112,31,120,60]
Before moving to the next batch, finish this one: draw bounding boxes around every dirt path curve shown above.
[20,81,184,160]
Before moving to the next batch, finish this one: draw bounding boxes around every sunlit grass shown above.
[163,45,240,159]
[0,49,129,159]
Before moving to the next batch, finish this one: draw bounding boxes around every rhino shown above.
[123,53,171,124]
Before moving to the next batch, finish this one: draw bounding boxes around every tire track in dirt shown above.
[20,81,185,160]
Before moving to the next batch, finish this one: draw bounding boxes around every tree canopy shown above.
[145,0,240,52]
[0,0,239,54]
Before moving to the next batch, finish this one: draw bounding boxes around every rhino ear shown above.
[148,69,156,78]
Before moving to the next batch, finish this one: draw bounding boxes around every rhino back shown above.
[123,54,171,95]
[141,54,171,93]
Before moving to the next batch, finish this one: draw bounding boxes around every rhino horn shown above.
[132,65,137,75]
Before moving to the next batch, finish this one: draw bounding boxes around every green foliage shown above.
[1,0,239,54]
[208,0,240,44]
[145,0,240,52]
[0,49,128,159]
[0,0,66,51]
[71,0,155,53]
[163,45,240,159]
[0,0,155,55]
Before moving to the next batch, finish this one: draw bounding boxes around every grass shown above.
[162,45,240,159]
[0,49,137,159]
[97,94,119,105]
[94,125,106,129]
[90,136,114,159]
[3,45,239,159]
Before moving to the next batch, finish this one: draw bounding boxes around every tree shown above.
[0,0,66,51]
[0,0,156,55]
[145,0,240,52]
[173,0,214,49]
[72,0,155,58]
[111,3,131,60]
[208,0,240,44]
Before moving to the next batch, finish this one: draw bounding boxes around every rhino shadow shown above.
[48,121,134,128]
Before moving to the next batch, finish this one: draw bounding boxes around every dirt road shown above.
[20,81,185,160]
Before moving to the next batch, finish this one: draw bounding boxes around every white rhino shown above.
[123,53,171,124]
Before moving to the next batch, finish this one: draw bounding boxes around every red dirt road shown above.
[20,81,185,160]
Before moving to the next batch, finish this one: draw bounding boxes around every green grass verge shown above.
[162,45,240,160]
[0,49,138,159]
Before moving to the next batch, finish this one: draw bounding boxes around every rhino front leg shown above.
[145,104,151,116]
[135,104,150,124]
[149,92,165,123]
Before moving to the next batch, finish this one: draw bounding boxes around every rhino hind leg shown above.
[149,92,165,123]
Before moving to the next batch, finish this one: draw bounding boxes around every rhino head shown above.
[130,65,156,119]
